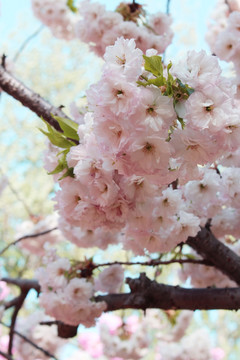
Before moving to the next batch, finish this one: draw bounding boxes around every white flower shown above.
[94,264,124,293]
[64,278,93,304]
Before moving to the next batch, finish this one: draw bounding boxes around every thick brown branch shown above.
[187,227,240,285]
[1,278,40,293]
[1,278,40,354]
[0,64,69,132]
[96,273,240,311]
[8,290,28,355]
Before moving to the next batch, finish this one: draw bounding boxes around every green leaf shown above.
[137,76,166,88]
[57,148,70,157]
[53,115,79,141]
[137,80,149,87]
[148,76,166,87]
[143,55,163,77]
[48,162,66,175]
[59,167,74,180]
[39,127,75,148]
[67,0,77,13]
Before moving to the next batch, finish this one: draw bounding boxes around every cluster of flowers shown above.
[206,0,240,86]
[77,311,224,360]
[81,312,149,359]
[44,37,240,257]
[75,0,173,56]
[36,250,124,326]
[31,0,77,40]
[31,0,173,57]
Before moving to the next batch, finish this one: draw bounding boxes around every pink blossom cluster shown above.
[78,312,149,359]
[77,311,224,360]
[14,311,64,360]
[48,38,240,256]
[31,0,76,40]
[206,0,240,90]
[157,328,219,360]
[205,0,240,52]
[179,163,240,287]
[75,0,173,57]
[36,253,106,326]
[182,164,240,236]
[15,213,63,255]
[36,251,125,326]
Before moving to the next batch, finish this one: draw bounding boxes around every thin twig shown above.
[13,25,44,62]
[0,321,59,360]
[93,258,213,269]
[0,168,33,217]
[225,0,232,12]
[0,227,58,256]
[166,0,171,14]
[1,54,6,68]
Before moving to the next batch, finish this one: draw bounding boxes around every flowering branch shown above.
[0,64,71,133]
[0,227,58,256]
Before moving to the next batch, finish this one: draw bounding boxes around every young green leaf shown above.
[39,127,76,148]
[67,0,78,13]
[59,167,74,180]
[143,55,163,77]
[53,115,79,141]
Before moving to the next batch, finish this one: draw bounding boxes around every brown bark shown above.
[96,273,240,311]
[0,64,69,132]
[187,226,240,285]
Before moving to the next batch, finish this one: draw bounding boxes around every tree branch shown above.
[13,25,44,62]
[0,321,59,360]
[93,258,213,269]
[0,351,14,360]
[1,278,40,355]
[3,273,240,342]
[96,273,240,311]
[1,278,40,293]
[0,64,71,132]
[166,0,171,14]
[0,227,58,256]
[7,290,28,355]
[187,226,240,285]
